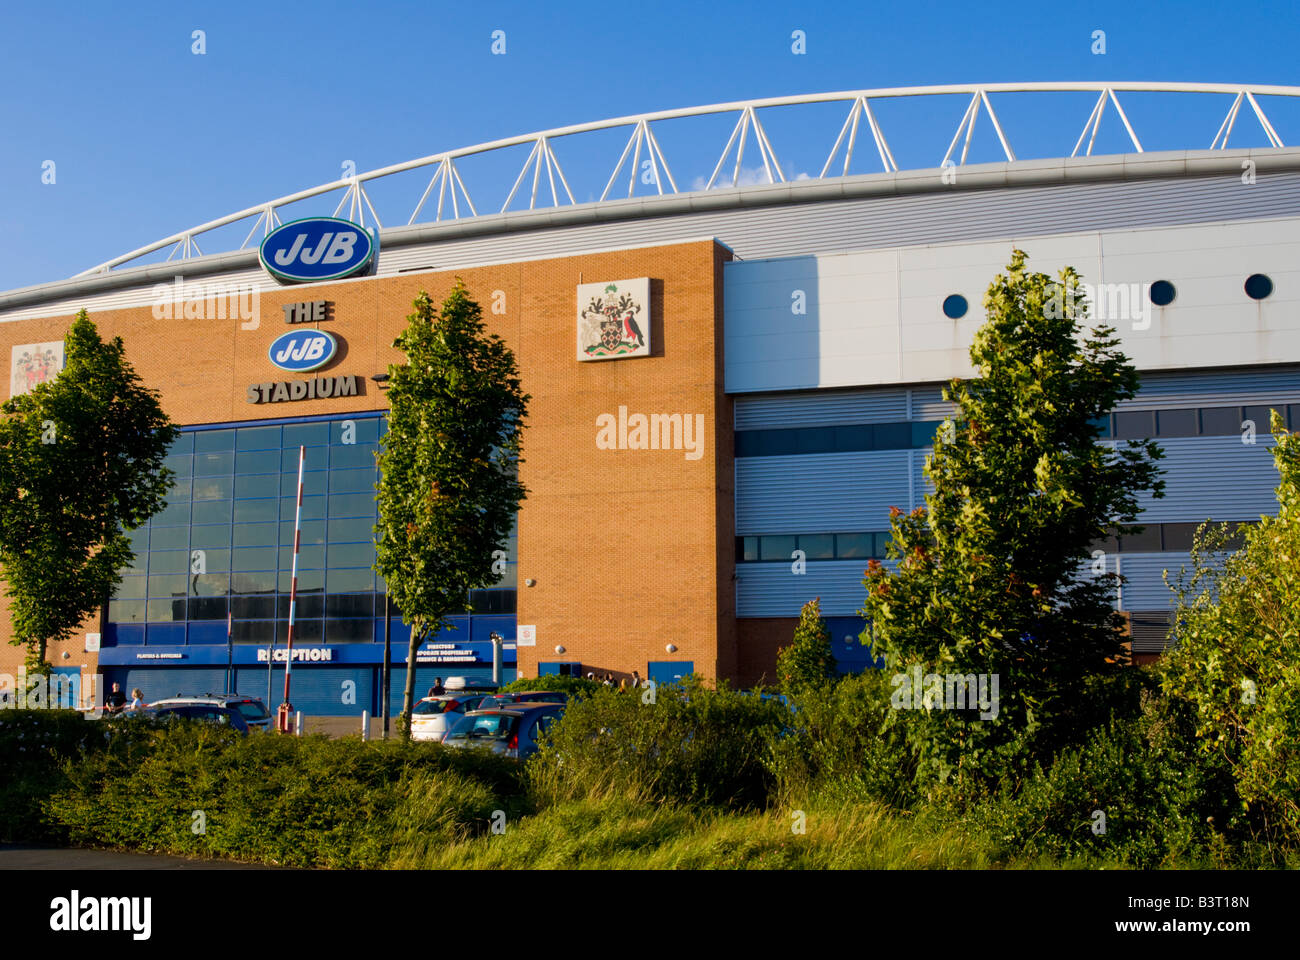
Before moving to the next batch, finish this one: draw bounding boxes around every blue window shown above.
[110,411,516,651]
[1149,280,1176,306]
[1244,274,1273,300]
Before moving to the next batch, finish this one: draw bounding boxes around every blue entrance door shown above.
[647,661,694,687]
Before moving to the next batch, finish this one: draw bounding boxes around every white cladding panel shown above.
[726,217,1300,393]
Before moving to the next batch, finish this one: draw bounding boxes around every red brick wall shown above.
[0,239,736,684]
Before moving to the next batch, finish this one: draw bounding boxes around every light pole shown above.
[490,632,504,686]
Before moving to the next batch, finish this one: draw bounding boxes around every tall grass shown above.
[391,797,1138,870]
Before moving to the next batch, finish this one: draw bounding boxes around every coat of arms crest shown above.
[576,278,650,361]
[10,342,65,398]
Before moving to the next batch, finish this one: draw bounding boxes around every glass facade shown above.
[106,412,517,646]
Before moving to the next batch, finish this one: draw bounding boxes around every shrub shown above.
[769,670,918,809]
[500,674,603,698]
[0,710,103,842]
[962,686,1255,867]
[43,722,529,867]
[775,598,837,692]
[528,679,788,811]
[1160,413,1300,845]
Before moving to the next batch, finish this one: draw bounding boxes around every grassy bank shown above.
[4,668,1297,869]
[389,798,1109,870]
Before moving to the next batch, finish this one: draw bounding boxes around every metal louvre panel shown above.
[234,667,280,706]
[1133,436,1279,522]
[126,668,229,703]
[1129,612,1174,653]
[735,450,911,534]
[910,387,956,420]
[1121,366,1300,409]
[1117,554,1189,610]
[264,665,371,717]
[734,390,908,430]
[736,560,874,618]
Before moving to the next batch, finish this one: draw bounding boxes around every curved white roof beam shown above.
[76,81,1300,277]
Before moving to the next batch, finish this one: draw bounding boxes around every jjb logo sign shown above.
[269,329,337,372]
[259,217,377,284]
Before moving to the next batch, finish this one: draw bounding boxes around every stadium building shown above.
[1,82,1298,715]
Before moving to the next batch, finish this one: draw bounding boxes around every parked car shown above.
[409,693,492,742]
[147,704,252,735]
[441,703,565,760]
[149,694,272,731]
[477,690,569,710]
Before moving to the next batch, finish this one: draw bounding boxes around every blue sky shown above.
[1,0,1298,291]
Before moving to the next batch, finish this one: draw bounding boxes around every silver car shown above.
[409,693,491,742]
[441,703,564,759]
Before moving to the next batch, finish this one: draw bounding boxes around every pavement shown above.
[0,843,269,869]
[302,715,405,739]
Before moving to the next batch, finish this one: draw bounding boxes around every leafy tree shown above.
[859,250,1164,789]
[375,282,528,738]
[777,598,837,691]
[1161,410,1300,844]
[0,311,177,672]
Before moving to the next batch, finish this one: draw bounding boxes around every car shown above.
[409,693,492,742]
[441,703,565,760]
[143,704,252,735]
[148,693,272,731]
[477,690,569,710]
[443,676,499,694]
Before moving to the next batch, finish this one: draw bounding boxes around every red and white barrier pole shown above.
[277,445,306,733]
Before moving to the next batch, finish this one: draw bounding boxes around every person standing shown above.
[105,682,127,714]
[630,670,643,689]
[128,688,146,711]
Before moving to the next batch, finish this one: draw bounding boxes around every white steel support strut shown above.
[75,81,1300,277]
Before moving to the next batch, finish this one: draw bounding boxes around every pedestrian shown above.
[128,688,145,711]
[603,673,614,687]
[619,676,628,691]
[105,682,126,714]
[432,677,445,696]
[630,670,643,689]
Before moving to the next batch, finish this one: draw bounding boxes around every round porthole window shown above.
[1245,274,1274,300]
[942,294,968,319]
[1149,280,1176,306]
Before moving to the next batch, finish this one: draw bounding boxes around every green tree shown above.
[375,282,528,738]
[777,598,837,691]
[1161,410,1300,843]
[859,250,1164,788]
[0,311,177,672]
